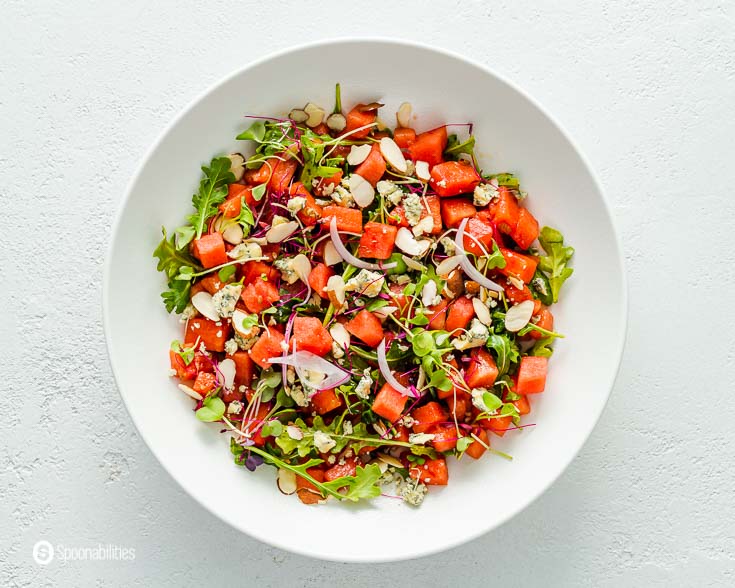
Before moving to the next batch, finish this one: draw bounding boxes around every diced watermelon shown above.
[345,310,384,348]
[372,383,408,422]
[248,327,285,369]
[292,316,333,357]
[358,222,398,259]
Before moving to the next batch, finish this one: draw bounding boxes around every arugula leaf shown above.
[174,225,196,249]
[299,130,335,187]
[444,134,476,158]
[538,226,574,303]
[322,464,382,502]
[530,336,555,358]
[236,120,266,142]
[188,157,235,240]
[196,396,225,422]
[486,333,520,375]
[493,173,520,188]
[153,228,201,313]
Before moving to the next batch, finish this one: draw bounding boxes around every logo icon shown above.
[32,540,54,565]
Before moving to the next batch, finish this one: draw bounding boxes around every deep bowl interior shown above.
[104,39,626,562]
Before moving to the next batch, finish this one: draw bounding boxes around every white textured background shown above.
[2,1,734,586]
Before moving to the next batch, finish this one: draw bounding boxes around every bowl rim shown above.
[102,36,628,562]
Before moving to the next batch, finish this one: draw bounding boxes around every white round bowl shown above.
[104,39,627,562]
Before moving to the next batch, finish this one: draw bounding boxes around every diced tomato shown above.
[320,205,363,233]
[504,281,534,304]
[324,458,357,482]
[192,233,228,269]
[409,457,448,485]
[185,317,230,352]
[308,263,334,297]
[372,383,408,422]
[169,348,197,380]
[394,127,416,149]
[297,467,325,504]
[355,143,386,186]
[292,316,333,357]
[344,104,378,139]
[199,275,226,294]
[412,401,448,433]
[516,356,548,394]
[408,127,447,167]
[465,348,499,389]
[440,197,477,228]
[430,424,458,453]
[192,371,216,395]
[358,222,398,259]
[492,187,521,234]
[465,428,489,459]
[248,327,286,369]
[511,207,540,250]
[498,249,538,284]
[427,299,448,330]
[462,216,495,256]
[445,297,475,332]
[241,279,279,314]
[312,170,343,197]
[241,261,278,285]
[311,388,343,415]
[268,157,298,193]
[345,310,384,348]
[230,350,255,388]
[429,161,482,197]
[528,307,554,340]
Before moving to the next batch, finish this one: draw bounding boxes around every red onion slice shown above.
[377,338,413,397]
[269,351,350,390]
[454,218,503,292]
[329,217,397,271]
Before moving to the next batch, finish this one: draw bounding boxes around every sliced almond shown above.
[472,297,492,326]
[379,137,407,173]
[421,280,439,307]
[218,358,236,389]
[266,220,298,243]
[507,275,525,290]
[394,227,430,256]
[178,383,202,400]
[286,425,304,440]
[504,300,535,332]
[436,255,462,275]
[346,144,372,166]
[191,292,220,322]
[373,305,398,320]
[304,103,325,127]
[326,112,346,132]
[401,255,426,272]
[329,322,351,349]
[348,174,375,208]
[412,216,434,237]
[415,160,431,181]
[277,468,298,495]
[228,153,245,181]
[326,275,347,310]
[292,254,312,284]
[377,453,404,469]
[396,102,412,128]
[289,109,308,123]
[323,241,341,266]
[222,223,244,245]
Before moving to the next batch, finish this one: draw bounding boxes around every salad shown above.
[154,86,574,506]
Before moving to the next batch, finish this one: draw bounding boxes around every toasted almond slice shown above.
[323,241,341,266]
[373,305,398,320]
[401,255,426,272]
[396,102,412,128]
[378,453,404,469]
[329,322,351,349]
[412,216,434,237]
[289,109,308,123]
[292,254,312,284]
[222,223,244,245]
[326,112,346,132]
[326,275,347,309]
[421,280,439,307]
[380,137,407,173]
[286,425,304,440]
[277,469,298,495]
[348,174,375,208]
[218,358,236,389]
[266,221,298,243]
[504,300,535,332]
[436,255,462,275]
[191,292,220,322]
[304,103,325,127]
[347,144,372,166]
[415,160,431,181]
[472,297,492,326]
[395,227,430,256]
[229,153,245,181]
[177,384,202,400]
[507,275,525,290]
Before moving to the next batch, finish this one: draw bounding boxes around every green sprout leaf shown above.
[196,396,226,422]
[218,265,237,282]
[170,340,194,365]
[236,120,266,142]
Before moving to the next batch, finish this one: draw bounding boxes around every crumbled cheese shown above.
[388,274,411,285]
[399,415,416,428]
[345,269,385,298]
[286,196,306,216]
[168,368,177,377]
[227,400,243,415]
[376,180,404,205]
[408,432,436,445]
[343,420,353,435]
[331,181,355,208]
[211,284,242,318]
[452,318,490,351]
[473,182,499,207]
[287,384,309,407]
[440,237,457,256]
[228,241,263,261]
[224,338,238,355]
[274,257,299,284]
[313,430,337,453]
[421,280,442,307]
[404,160,416,177]
[331,339,345,359]
[402,193,423,226]
[198,341,207,353]
[400,480,428,506]
[271,215,289,227]
[354,369,373,399]
[299,369,326,395]
[180,303,196,322]
[234,331,258,351]
[471,387,492,413]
